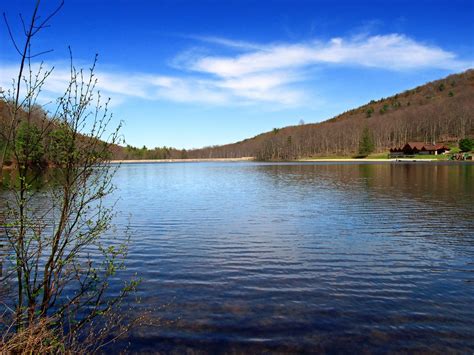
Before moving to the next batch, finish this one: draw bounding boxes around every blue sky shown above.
[1,0,473,149]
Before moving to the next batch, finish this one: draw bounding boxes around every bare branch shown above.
[3,13,23,57]
[31,0,65,36]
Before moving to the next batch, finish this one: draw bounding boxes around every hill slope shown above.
[3,70,473,162]
[185,70,474,160]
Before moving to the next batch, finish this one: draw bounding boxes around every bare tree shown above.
[0,0,63,174]
[1,1,140,352]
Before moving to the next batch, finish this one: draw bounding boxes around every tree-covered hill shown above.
[2,69,473,163]
[184,69,474,160]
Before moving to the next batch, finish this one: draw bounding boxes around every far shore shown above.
[2,156,472,171]
[109,157,396,164]
[300,158,395,162]
[109,157,255,164]
[298,158,472,162]
[109,157,473,164]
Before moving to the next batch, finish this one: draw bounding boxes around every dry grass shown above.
[0,318,66,354]
[0,308,156,354]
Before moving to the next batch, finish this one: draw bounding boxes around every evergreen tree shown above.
[358,127,375,157]
[459,138,474,152]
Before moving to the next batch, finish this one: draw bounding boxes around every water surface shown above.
[108,162,473,353]
[3,162,472,352]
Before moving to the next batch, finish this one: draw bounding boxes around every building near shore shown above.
[390,142,450,157]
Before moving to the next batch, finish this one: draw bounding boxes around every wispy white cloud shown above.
[189,34,470,78]
[1,33,471,109]
[0,64,305,107]
[183,35,263,51]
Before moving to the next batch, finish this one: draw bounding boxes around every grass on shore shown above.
[300,153,389,160]
[299,152,457,160]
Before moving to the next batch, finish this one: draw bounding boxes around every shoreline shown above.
[299,158,395,162]
[2,157,472,170]
[109,157,473,164]
[300,157,473,163]
[109,157,255,164]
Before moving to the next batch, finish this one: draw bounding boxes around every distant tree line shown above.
[113,145,188,160]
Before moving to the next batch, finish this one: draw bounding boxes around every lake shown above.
[105,161,473,353]
[2,162,473,352]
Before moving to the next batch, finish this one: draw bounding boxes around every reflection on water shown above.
[3,162,474,352]
[106,162,473,353]
[1,167,65,190]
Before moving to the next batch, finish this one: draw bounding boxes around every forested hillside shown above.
[2,69,473,163]
[184,69,474,160]
[0,100,50,167]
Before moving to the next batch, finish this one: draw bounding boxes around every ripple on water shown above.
[65,162,474,351]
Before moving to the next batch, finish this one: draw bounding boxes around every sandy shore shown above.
[109,157,255,164]
[108,157,474,164]
[299,158,396,162]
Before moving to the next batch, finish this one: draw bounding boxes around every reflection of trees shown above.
[253,162,473,221]
[254,163,472,201]
[249,163,474,252]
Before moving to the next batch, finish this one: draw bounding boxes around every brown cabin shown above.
[390,142,450,156]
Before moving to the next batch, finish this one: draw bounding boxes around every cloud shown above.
[1,33,471,109]
[0,63,305,108]
[183,35,263,51]
[189,34,470,78]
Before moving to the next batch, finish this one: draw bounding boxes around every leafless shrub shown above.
[0,1,142,352]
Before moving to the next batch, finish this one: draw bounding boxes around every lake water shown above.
[105,162,473,353]
[2,162,473,352]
